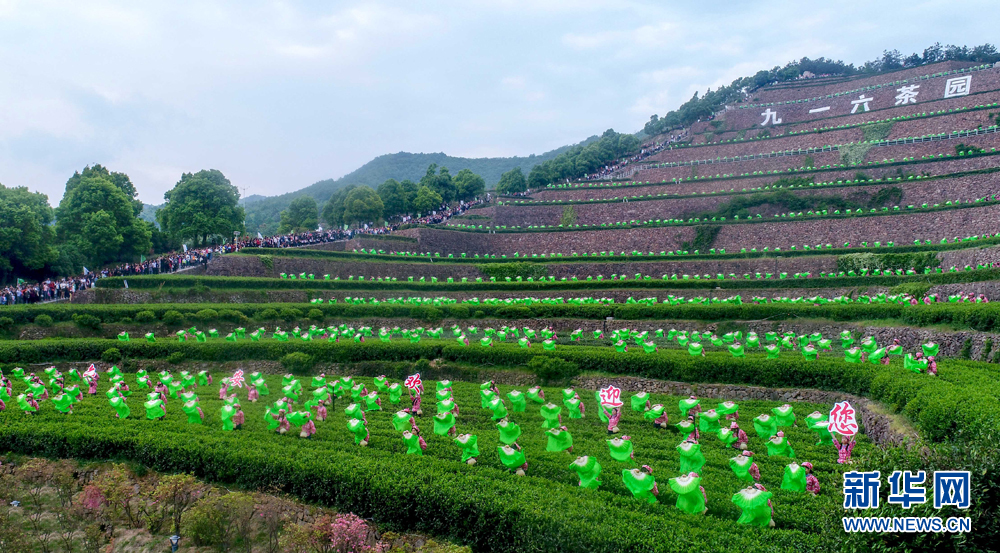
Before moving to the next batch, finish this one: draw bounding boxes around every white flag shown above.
[183,244,188,252]
[123,280,128,289]
[257,232,263,239]
[82,267,89,275]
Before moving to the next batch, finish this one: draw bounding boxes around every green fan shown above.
[391,410,412,431]
[347,418,368,445]
[526,387,544,404]
[344,403,363,419]
[144,398,165,420]
[569,456,602,489]
[182,401,202,424]
[363,392,381,411]
[401,431,422,455]
[539,403,562,429]
[699,409,722,432]
[679,397,700,417]
[677,441,706,474]
[732,487,773,527]
[622,469,657,504]
[497,420,521,445]
[630,392,650,412]
[497,445,526,472]
[730,454,755,483]
[220,405,236,431]
[545,428,573,452]
[643,404,666,423]
[108,396,130,419]
[668,473,706,515]
[506,390,526,412]
[454,434,480,462]
[766,434,796,458]
[433,412,456,436]
[781,463,806,492]
[753,414,777,439]
[718,427,737,447]
[51,393,74,414]
[771,404,795,427]
[607,437,634,462]
[488,396,509,421]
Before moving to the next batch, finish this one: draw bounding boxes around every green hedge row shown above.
[2,339,997,443]
[94,266,1000,293]
[508,165,1000,207]
[8,301,1000,332]
[233,231,1000,264]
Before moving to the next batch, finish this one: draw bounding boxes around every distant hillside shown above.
[243,141,593,235]
[140,203,162,225]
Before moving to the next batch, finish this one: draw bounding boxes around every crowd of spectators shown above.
[235,197,490,249]
[581,133,690,181]
[2,196,489,305]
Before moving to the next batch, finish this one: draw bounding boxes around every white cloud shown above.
[0,0,995,203]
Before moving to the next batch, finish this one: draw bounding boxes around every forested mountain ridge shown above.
[239,142,594,235]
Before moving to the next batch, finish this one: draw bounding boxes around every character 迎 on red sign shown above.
[599,385,624,407]
[404,373,423,392]
[827,401,858,436]
[230,369,245,388]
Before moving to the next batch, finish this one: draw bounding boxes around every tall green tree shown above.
[64,164,143,217]
[157,170,245,246]
[55,169,151,267]
[278,196,319,234]
[342,186,384,226]
[496,167,527,194]
[321,185,357,228]
[377,179,408,218]
[0,184,59,284]
[412,186,443,216]
[453,169,485,201]
[420,164,456,204]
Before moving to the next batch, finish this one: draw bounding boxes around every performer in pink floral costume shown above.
[835,434,855,464]
[731,421,749,450]
[803,462,820,495]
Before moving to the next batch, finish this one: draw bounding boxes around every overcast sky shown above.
[1,0,996,205]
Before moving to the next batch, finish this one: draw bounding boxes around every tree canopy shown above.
[321,185,355,229]
[420,164,457,204]
[64,164,143,218]
[412,186,443,216]
[497,167,529,194]
[453,169,486,202]
[526,130,638,188]
[343,186,384,226]
[156,170,245,247]
[55,168,151,268]
[0,184,59,284]
[278,196,319,234]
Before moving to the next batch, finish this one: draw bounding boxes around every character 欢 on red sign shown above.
[827,401,858,436]
[599,385,623,408]
[404,373,423,392]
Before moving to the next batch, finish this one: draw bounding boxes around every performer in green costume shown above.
[781,462,807,492]
[569,456,602,489]
[677,439,706,474]
[622,466,659,504]
[497,445,527,475]
[668,472,708,515]
[732,485,774,527]
[454,434,480,464]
